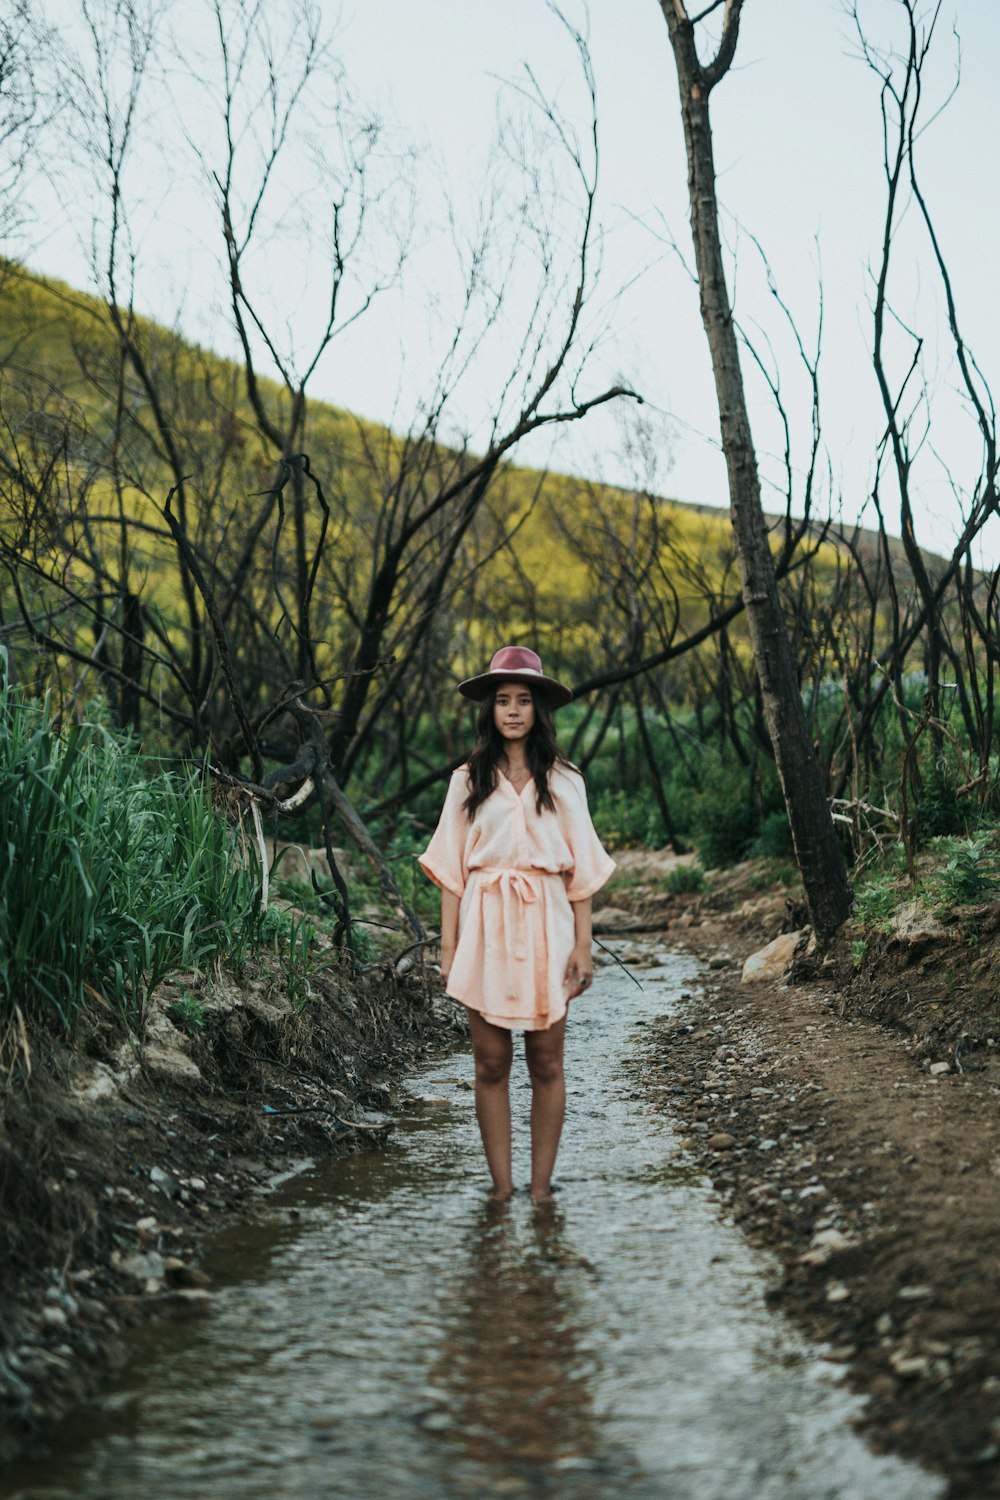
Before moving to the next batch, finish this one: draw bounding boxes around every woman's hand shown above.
[440,943,455,985]
[564,942,593,999]
[439,889,460,986]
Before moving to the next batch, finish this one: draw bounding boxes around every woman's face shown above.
[493,683,535,745]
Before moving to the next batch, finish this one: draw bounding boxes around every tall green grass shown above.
[0,681,263,1033]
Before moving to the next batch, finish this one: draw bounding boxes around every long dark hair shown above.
[464,683,573,818]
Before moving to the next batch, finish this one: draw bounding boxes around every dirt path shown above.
[604,856,1000,1499]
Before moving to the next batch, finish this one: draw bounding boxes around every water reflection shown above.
[428,1205,604,1476]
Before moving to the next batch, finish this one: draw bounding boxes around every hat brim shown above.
[457,669,573,708]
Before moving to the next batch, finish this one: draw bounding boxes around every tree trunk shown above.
[659,0,851,942]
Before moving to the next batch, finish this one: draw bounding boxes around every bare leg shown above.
[468,1011,515,1200]
[524,1015,567,1201]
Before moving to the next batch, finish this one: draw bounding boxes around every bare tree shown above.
[657,0,852,943]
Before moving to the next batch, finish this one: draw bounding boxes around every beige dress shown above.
[418,764,616,1031]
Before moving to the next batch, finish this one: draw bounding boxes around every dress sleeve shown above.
[418,771,470,898]
[561,772,617,902]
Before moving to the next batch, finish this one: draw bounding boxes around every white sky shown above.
[23,0,1000,564]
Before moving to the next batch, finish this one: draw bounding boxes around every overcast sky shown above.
[27,0,1000,564]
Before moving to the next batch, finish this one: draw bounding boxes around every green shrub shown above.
[689,766,759,868]
[931,836,999,909]
[168,991,207,1032]
[852,879,897,931]
[754,810,793,859]
[662,863,707,895]
[589,786,663,850]
[914,757,970,841]
[0,683,263,1032]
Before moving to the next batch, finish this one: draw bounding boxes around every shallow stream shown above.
[4,945,943,1499]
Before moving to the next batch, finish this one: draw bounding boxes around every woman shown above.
[419,646,616,1203]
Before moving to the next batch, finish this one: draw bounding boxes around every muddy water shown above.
[5,946,943,1500]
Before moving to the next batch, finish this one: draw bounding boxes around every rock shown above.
[188,1177,207,1192]
[798,1184,828,1200]
[591,907,647,935]
[890,1351,931,1379]
[799,1229,850,1267]
[890,900,949,945]
[928,1061,951,1077]
[135,1216,159,1242]
[741,930,806,985]
[149,1166,181,1197]
[826,1344,858,1362]
[826,1282,851,1304]
[869,1373,899,1400]
[708,954,731,970]
[708,1133,736,1151]
[118,1250,166,1285]
[71,1062,124,1103]
[163,1257,211,1289]
[895,1284,933,1301]
[153,1289,213,1317]
[40,1306,68,1329]
[142,1026,203,1084]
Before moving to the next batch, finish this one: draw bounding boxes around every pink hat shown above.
[457,646,572,707]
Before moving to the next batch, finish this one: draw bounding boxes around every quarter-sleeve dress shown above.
[418,764,616,1031]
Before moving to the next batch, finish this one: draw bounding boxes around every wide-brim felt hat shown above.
[458,646,573,708]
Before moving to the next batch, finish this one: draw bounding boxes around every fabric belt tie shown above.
[477,868,542,1002]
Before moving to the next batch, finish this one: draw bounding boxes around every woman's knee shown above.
[525,1041,564,1087]
[474,1046,512,1087]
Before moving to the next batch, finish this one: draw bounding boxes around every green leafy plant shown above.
[688,760,766,869]
[931,836,999,910]
[853,879,897,932]
[661,864,707,895]
[754,810,793,859]
[851,938,868,970]
[168,991,207,1032]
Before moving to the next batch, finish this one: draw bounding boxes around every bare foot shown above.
[487,1185,515,1203]
[529,1188,555,1203]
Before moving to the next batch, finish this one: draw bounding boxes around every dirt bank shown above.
[0,951,461,1472]
[604,852,1000,1500]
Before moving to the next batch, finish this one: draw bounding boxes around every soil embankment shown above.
[602,853,1000,1500]
[0,954,460,1470]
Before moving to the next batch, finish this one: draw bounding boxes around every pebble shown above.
[895,1284,933,1301]
[799,1229,850,1267]
[149,1166,181,1197]
[826,1282,851,1304]
[163,1257,211,1289]
[118,1250,166,1284]
[890,1351,931,1379]
[928,1062,951,1077]
[707,1133,736,1151]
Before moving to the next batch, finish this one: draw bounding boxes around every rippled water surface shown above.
[4,946,943,1499]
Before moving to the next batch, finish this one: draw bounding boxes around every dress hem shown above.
[449,992,568,1033]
